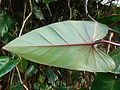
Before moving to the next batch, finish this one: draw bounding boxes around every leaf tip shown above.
[2,45,8,51]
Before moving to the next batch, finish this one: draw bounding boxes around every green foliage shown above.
[10,81,23,90]
[91,73,120,90]
[45,68,58,86]
[97,15,120,25]
[42,0,58,4]
[42,0,58,17]
[17,58,29,73]
[33,82,40,90]
[0,11,13,38]
[0,56,19,77]
[110,47,120,74]
[33,5,45,20]
[97,15,120,32]
[25,65,38,79]
[0,11,14,44]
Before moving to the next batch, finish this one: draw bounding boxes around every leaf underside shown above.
[3,21,115,72]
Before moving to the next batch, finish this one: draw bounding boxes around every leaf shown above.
[55,80,67,90]
[109,47,120,74]
[38,74,45,84]
[35,0,40,3]
[0,11,13,38]
[3,21,115,72]
[97,15,120,32]
[42,0,58,4]
[33,6,45,20]
[40,83,48,90]
[25,65,38,79]
[97,15,120,25]
[10,81,24,90]
[113,25,120,32]
[0,56,9,69]
[91,73,120,90]
[45,68,58,86]
[34,82,40,90]
[1,32,14,44]
[17,58,29,73]
[0,56,19,77]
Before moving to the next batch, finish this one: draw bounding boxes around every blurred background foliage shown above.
[0,0,120,90]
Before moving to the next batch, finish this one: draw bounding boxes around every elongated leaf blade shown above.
[3,21,115,72]
[0,56,19,77]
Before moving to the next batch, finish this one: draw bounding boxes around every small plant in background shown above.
[1,0,120,90]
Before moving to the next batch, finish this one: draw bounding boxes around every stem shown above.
[68,0,72,19]
[19,0,32,37]
[85,0,120,34]
[46,3,52,17]
[10,69,15,85]
[16,67,29,90]
[95,40,120,46]
[17,0,32,90]
[107,33,114,53]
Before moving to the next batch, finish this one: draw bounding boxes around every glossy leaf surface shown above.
[3,21,115,72]
[0,56,19,77]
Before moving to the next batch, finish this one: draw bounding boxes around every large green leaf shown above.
[110,47,120,74]
[3,21,115,72]
[91,73,120,90]
[0,56,19,77]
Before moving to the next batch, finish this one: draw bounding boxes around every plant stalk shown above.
[94,40,120,46]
